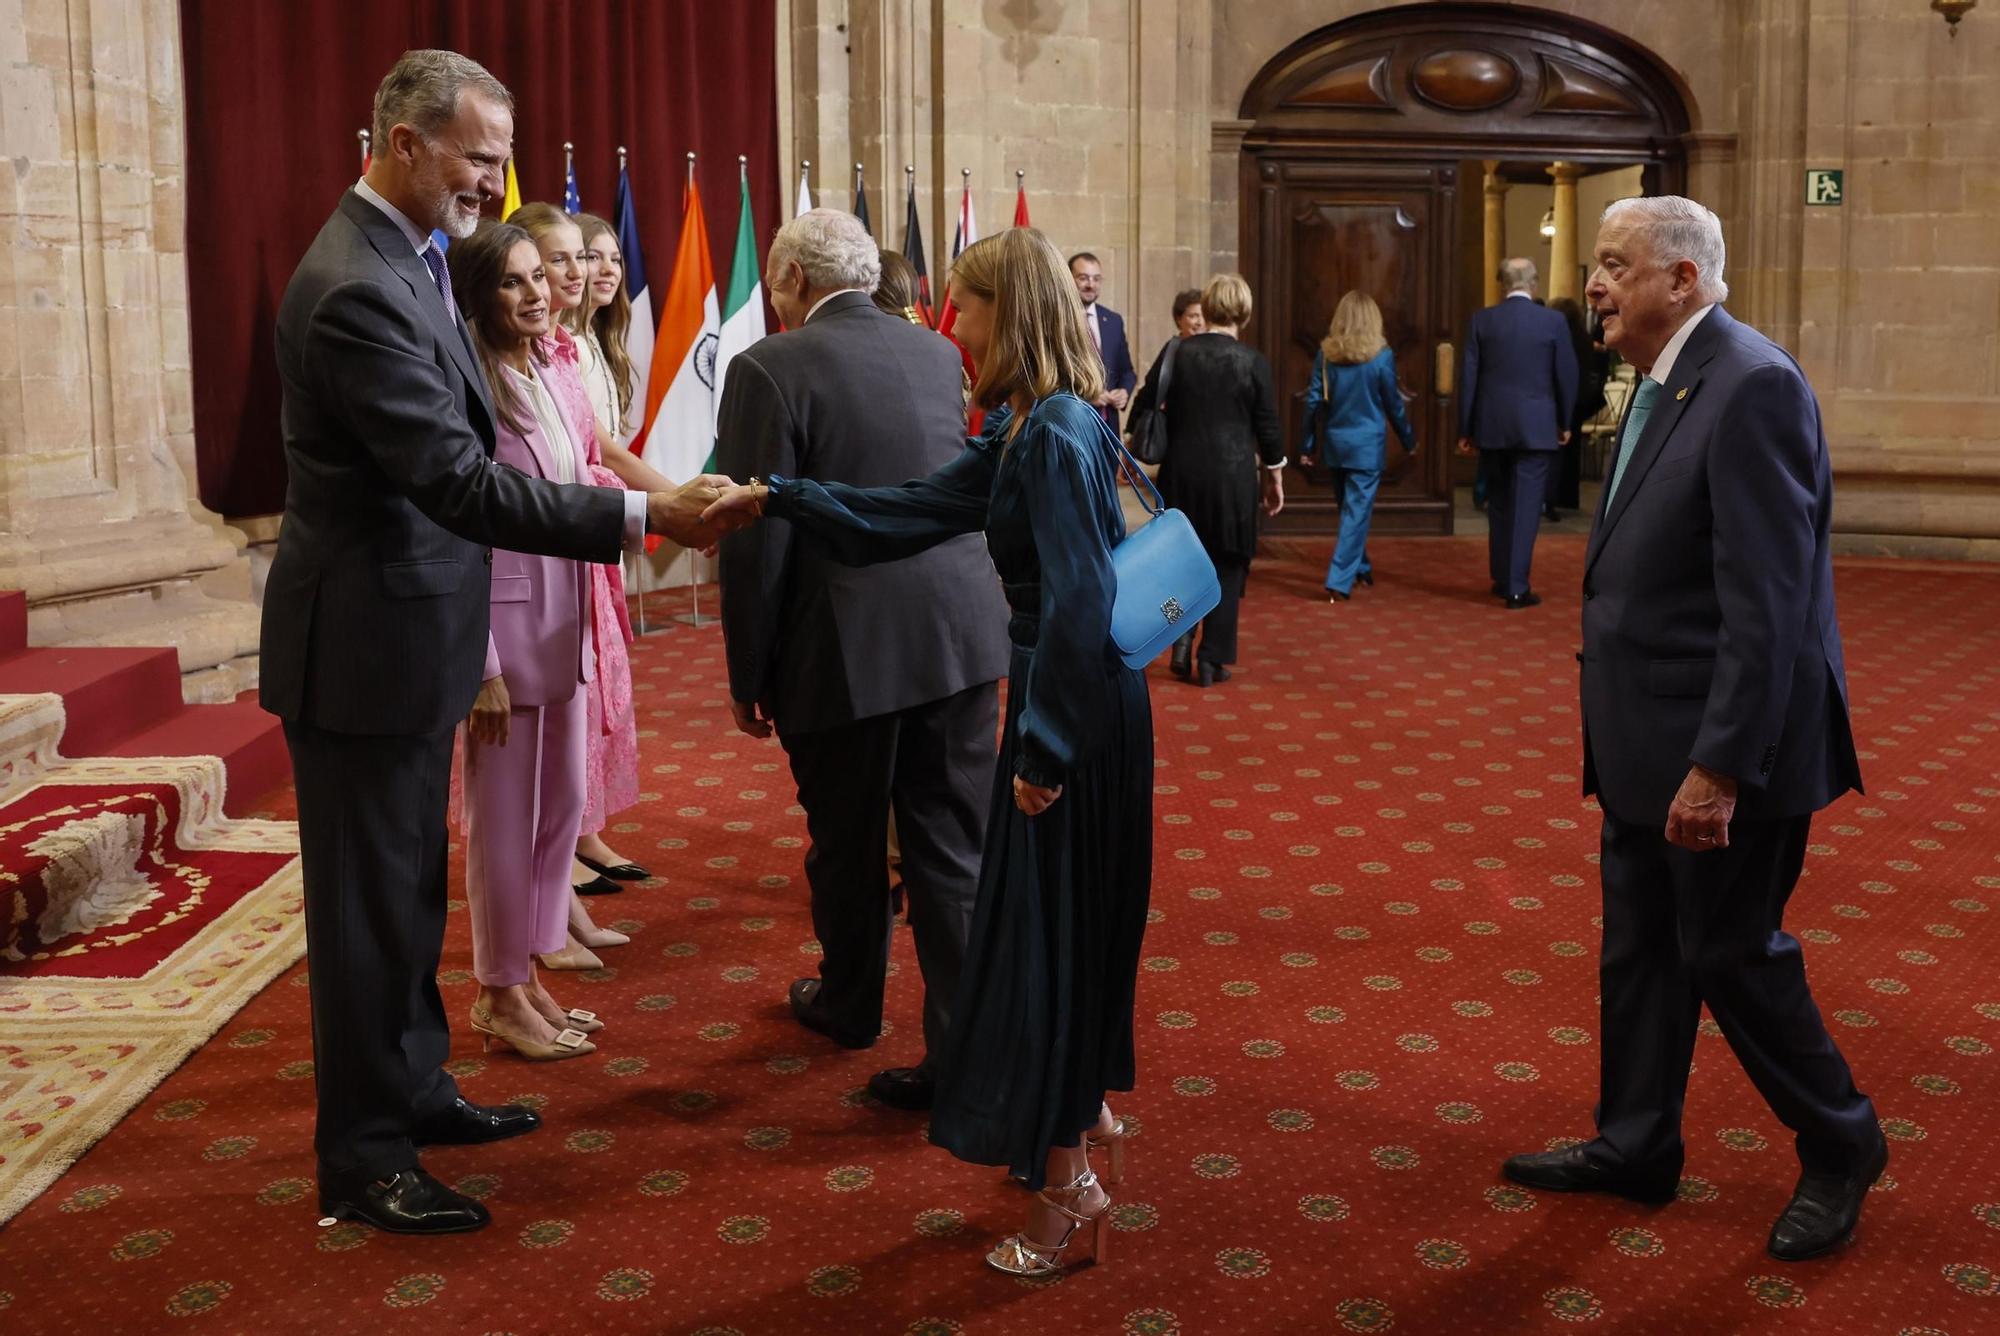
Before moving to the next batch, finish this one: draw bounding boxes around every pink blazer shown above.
[482,355,594,708]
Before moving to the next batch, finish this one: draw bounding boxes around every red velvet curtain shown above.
[180,0,779,518]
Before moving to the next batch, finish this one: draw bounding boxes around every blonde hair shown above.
[949,228,1104,416]
[1321,290,1387,365]
[573,212,636,420]
[1200,272,1253,328]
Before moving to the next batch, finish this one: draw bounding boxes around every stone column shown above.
[1546,160,1582,301]
[0,0,260,700]
[1481,160,1508,306]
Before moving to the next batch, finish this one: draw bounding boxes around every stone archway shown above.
[1236,3,1704,535]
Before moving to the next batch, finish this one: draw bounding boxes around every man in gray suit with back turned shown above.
[260,50,733,1236]
[716,210,1009,1112]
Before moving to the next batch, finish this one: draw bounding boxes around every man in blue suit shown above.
[1456,258,1578,608]
[1501,197,1881,1263]
[1070,251,1136,433]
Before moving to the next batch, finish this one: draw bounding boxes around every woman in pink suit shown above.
[448,219,606,1060]
[511,204,667,970]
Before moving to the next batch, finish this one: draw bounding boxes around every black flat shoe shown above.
[1168,635,1192,679]
[577,853,650,881]
[1327,589,1351,603]
[867,1066,935,1111]
[573,874,621,896]
[319,1167,490,1235]
[413,1097,542,1148]
[787,978,876,1049]
[1767,1138,1888,1261]
[1501,1145,1680,1205]
[1358,571,1374,587]
[1504,590,1543,610]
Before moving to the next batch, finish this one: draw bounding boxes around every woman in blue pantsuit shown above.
[1299,291,1417,600]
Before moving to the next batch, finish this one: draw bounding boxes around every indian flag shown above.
[713,167,766,445]
[635,172,717,483]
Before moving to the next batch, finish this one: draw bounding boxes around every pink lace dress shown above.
[450,329,641,834]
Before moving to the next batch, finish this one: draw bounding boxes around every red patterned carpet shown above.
[2,535,1997,1335]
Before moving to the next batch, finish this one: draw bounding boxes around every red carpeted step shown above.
[0,644,183,756]
[102,695,291,817]
[0,590,25,656]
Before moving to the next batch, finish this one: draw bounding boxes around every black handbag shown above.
[1127,336,1179,465]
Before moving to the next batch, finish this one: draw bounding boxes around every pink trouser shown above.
[464,686,587,987]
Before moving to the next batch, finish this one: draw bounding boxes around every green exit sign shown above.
[1806,169,1844,205]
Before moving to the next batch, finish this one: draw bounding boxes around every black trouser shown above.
[284,721,461,1186]
[1193,556,1249,666]
[1591,810,1880,1177]
[779,682,997,1062]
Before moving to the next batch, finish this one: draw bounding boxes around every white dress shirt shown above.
[1643,303,1716,385]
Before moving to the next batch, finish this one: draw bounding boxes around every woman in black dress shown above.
[706,227,1150,1276]
[1134,272,1285,686]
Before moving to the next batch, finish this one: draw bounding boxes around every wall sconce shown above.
[1539,208,1556,240]
[1933,0,1977,37]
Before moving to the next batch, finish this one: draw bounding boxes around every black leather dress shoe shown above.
[787,978,875,1049]
[867,1066,935,1110]
[413,1097,542,1148]
[1502,1145,1679,1204]
[578,853,650,881]
[1767,1139,1888,1261]
[319,1167,490,1235]
[1504,590,1543,610]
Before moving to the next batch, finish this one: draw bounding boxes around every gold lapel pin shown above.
[1675,387,1689,401]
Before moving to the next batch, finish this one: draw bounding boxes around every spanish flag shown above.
[501,158,522,221]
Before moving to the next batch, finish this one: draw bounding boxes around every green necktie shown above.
[1605,377,1662,505]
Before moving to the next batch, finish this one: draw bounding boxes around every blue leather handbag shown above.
[1090,415,1221,669]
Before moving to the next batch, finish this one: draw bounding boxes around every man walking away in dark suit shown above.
[717,209,1010,1112]
[261,49,734,1236]
[1500,196,1882,1263]
[1456,258,1578,608]
[1070,251,1137,434]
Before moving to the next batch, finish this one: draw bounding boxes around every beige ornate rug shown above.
[0,695,300,1225]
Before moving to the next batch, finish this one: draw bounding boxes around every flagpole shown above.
[673,150,714,629]
[615,139,665,639]
[357,129,370,172]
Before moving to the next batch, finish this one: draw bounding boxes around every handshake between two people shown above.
[643,474,766,550]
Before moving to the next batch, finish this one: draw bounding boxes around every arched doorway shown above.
[1239,4,1698,535]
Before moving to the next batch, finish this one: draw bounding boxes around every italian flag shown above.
[636,175,718,485]
[713,169,766,451]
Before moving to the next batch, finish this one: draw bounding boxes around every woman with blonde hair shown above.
[1132,271,1285,686]
[569,211,638,445]
[706,227,1151,1277]
[1299,290,1417,600]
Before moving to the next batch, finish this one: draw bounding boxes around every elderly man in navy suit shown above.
[1500,197,1881,1262]
[1069,251,1136,433]
[1456,258,1578,608]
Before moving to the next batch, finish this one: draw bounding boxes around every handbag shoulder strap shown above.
[1155,334,1180,407]
[1077,398,1167,519]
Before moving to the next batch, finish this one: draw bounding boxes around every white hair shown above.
[1498,257,1537,292]
[1601,195,1729,303]
[768,208,882,293]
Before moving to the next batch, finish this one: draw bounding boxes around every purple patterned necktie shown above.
[421,241,457,323]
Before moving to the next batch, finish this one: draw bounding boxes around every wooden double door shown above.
[1245,160,1459,535]
[1235,4,1695,536]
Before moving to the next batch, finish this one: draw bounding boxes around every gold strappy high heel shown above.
[985,1169,1111,1276]
[1088,1115,1130,1185]
[469,1004,596,1061]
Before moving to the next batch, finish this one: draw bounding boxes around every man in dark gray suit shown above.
[716,210,1009,1112]
[1456,258,1579,608]
[261,50,732,1235]
[1501,197,1881,1262]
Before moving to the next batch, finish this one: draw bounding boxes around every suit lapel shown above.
[339,191,498,436]
[1584,309,1730,573]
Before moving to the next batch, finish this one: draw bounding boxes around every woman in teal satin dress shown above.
[708,228,1150,1277]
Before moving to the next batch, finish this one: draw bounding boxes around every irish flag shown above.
[636,170,718,484]
[713,165,766,444]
